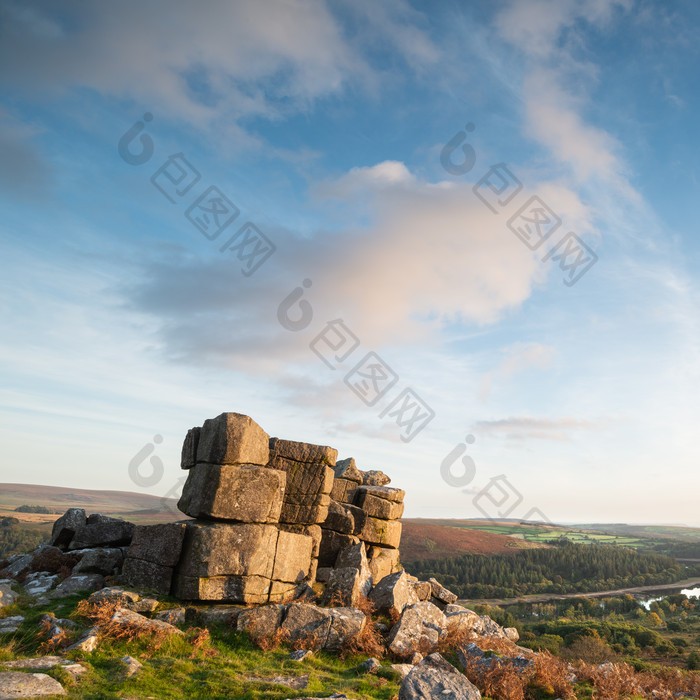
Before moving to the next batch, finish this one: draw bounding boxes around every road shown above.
[463,577,700,607]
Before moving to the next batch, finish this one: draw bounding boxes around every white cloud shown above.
[479,342,555,401]
[475,415,597,442]
[0,0,365,126]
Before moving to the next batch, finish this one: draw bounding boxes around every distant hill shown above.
[400,518,546,563]
[0,483,180,530]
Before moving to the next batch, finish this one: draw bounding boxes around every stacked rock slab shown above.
[122,411,405,604]
[321,461,403,582]
[122,413,317,604]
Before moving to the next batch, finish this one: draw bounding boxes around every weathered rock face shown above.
[388,601,447,658]
[121,522,187,595]
[68,514,135,550]
[369,571,419,618]
[195,412,270,466]
[172,521,313,605]
[177,463,286,522]
[399,653,482,700]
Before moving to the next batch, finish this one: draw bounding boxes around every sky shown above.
[1,0,699,526]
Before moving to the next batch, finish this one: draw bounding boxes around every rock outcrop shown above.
[121,411,404,604]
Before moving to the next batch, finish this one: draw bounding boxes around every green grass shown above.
[0,590,401,699]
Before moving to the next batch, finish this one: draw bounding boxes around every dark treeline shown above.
[0,517,47,559]
[405,540,688,598]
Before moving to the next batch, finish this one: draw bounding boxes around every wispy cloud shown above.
[475,415,598,442]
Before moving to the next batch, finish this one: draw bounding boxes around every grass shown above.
[0,589,402,699]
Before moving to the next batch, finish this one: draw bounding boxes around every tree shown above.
[647,612,663,628]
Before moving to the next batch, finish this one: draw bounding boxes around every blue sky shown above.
[1,0,699,525]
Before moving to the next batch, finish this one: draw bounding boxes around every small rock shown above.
[0,583,18,608]
[428,577,457,605]
[62,663,87,680]
[249,674,309,690]
[0,615,24,633]
[155,607,186,625]
[357,657,381,674]
[129,597,159,614]
[52,573,105,597]
[120,655,143,678]
[399,653,481,700]
[71,547,124,576]
[88,586,139,606]
[110,608,184,636]
[410,652,424,665]
[2,554,34,579]
[289,649,314,662]
[65,626,99,653]
[196,605,242,627]
[362,470,391,486]
[2,656,64,670]
[391,663,414,679]
[0,671,66,697]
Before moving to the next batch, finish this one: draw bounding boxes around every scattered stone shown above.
[445,608,483,637]
[237,604,285,639]
[456,643,533,674]
[68,514,135,550]
[129,598,159,614]
[0,616,24,633]
[249,674,309,690]
[2,554,33,579]
[65,626,99,653]
[289,649,314,662]
[196,605,243,627]
[88,586,139,606]
[410,652,423,665]
[504,627,519,642]
[325,607,366,651]
[155,607,186,625]
[369,571,419,618]
[428,577,457,605]
[23,573,59,596]
[357,657,381,674]
[399,653,482,700]
[110,608,184,636]
[120,655,143,678]
[61,663,87,680]
[0,672,66,697]
[391,663,414,679]
[72,547,124,576]
[2,656,64,670]
[50,508,87,548]
[322,566,370,607]
[52,573,104,597]
[388,601,447,658]
[0,584,18,608]
[410,580,431,601]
